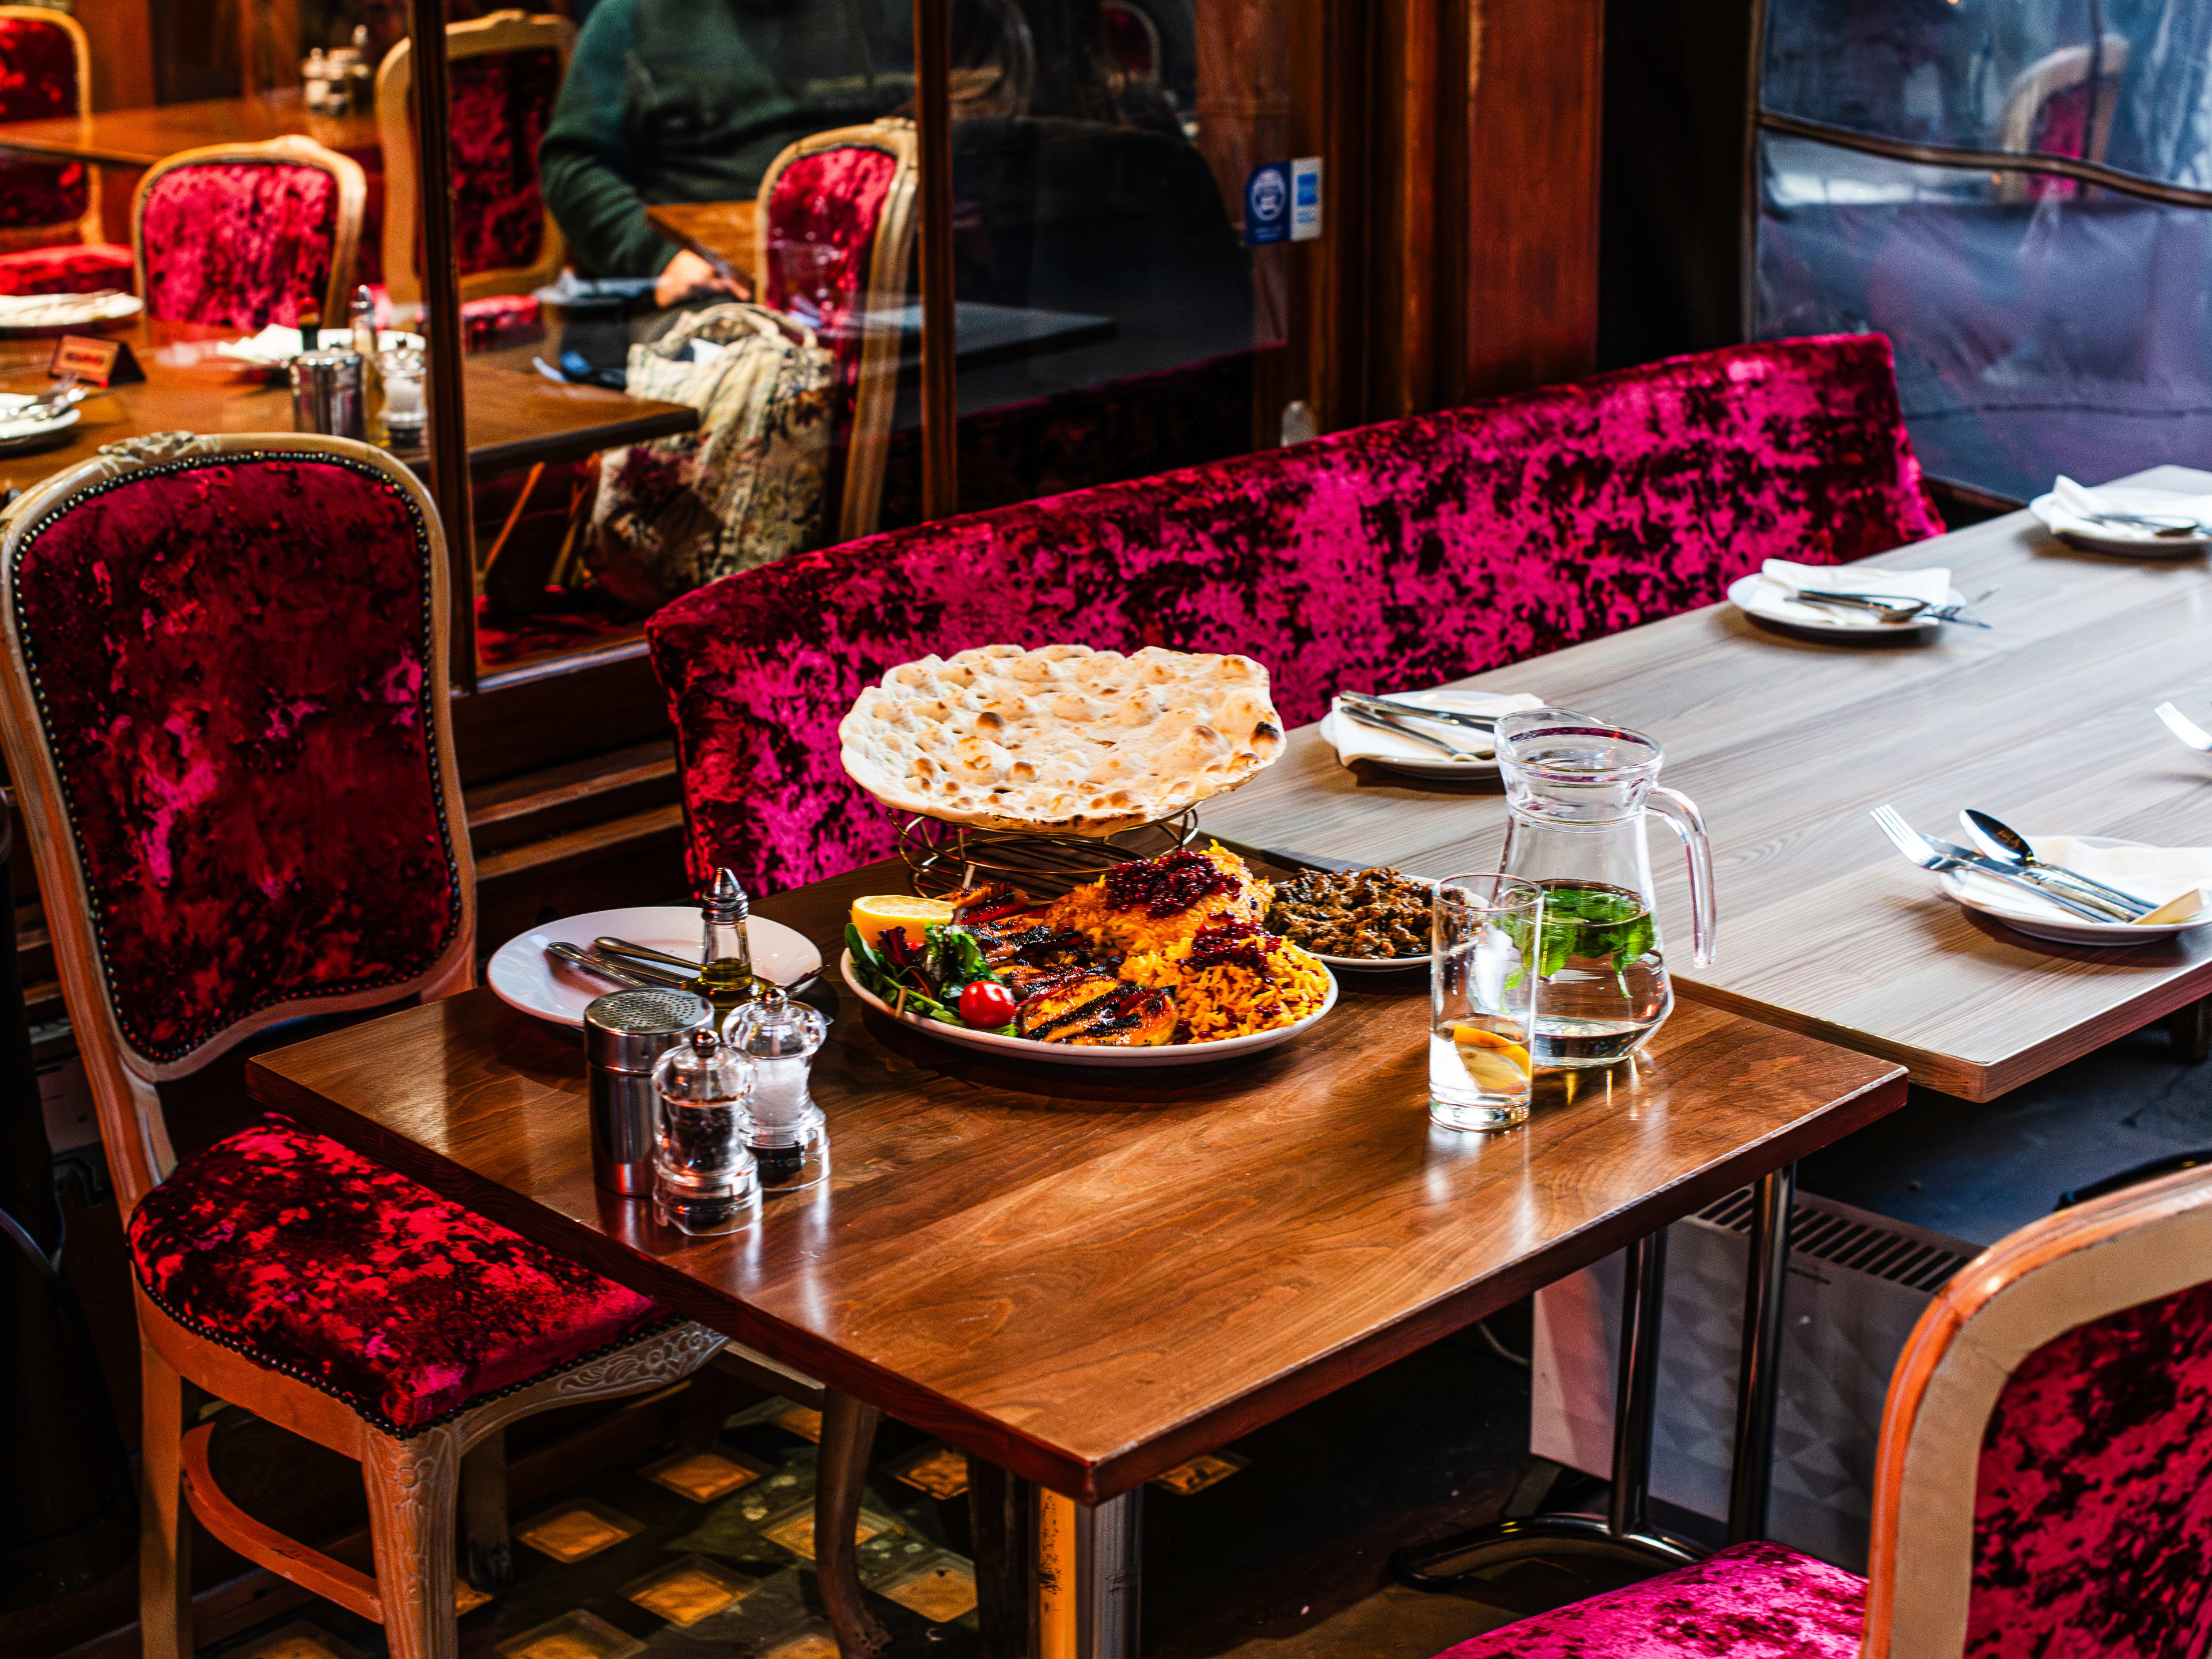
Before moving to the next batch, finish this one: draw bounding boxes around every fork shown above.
[1869,806,2124,924]
[2156,702,2212,753]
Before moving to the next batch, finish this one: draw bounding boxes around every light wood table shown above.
[1199,466,2212,1101]
[0,94,380,169]
[248,856,1902,1652]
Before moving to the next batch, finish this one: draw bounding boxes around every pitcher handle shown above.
[1646,786,1716,968]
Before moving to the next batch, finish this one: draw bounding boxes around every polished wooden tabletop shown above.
[248,858,1903,1502]
[0,93,380,167]
[0,324,695,490]
[1199,466,2212,1101]
[646,200,757,286]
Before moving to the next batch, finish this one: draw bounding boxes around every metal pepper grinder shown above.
[584,986,713,1195]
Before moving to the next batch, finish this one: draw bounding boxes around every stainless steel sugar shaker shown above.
[290,347,365,440]
[584,986,713,1195]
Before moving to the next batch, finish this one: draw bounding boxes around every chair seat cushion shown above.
[129,1122,674,1434]
[1431,1542,1865,1658]
[0,242,133,297]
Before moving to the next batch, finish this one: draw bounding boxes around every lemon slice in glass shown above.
[1454,1025,1532,1092]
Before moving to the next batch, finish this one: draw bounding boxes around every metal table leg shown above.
[1727,1164,1795,1542]
[1039,1487,1141,1658]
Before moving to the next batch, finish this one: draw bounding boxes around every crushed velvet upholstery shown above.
[762,143,901,391]
[0,241,132,297]
[0,15,88,233]
[140,161,341,331]
[1428,1542,1865,1658]
[7,454,461,1063]
[649,334,1942,896]
[128,1121,671,1434]
[448,46,559,278]
[1966,1275,2212,1657]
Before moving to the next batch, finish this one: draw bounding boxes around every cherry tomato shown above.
[959,979,1017,1028]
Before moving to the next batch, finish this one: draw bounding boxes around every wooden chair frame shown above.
[1862,1160,2212,1657]
[130,137,369,329]
[375,9,575,310]
[0,434,727,1659]
[753,118,919,544]
[0,5,105,253]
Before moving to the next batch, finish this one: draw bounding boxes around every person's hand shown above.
[654,249,746,309]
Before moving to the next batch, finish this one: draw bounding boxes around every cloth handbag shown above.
[588,304,835,608]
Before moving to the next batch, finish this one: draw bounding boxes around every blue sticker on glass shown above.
[1245,163,1289,246]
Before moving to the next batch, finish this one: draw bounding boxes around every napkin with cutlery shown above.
[1327,690,1544,767]
[1749,559,1952,628]
[2045,476,2212,546]
[1954,836,2212,926]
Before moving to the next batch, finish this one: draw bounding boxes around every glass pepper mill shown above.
[723,987,830,1194]
[697,866,763,1020]
[649,1026,759,1235]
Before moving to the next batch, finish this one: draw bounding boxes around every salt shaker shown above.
[650,1027,759,1234]
[584,986,711,1195]
[723,987,829,1193]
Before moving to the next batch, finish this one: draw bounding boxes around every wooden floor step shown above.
[464,737,679,855]
[474,802,689,951]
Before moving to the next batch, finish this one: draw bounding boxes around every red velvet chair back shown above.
[133,138,368,332]
[0,435,474,1209]
[755,120,919,541]
[1865,1164,2212,1659]
[648,333,1942,898]
[0,6,96,247]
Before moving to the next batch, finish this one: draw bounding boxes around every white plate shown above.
[0,393,80,444]
[840,950,1338,1067]
[2031,488,2212,556]
[488,905,823,1028]
[1306,949,1426,974]
[0,291,141,331]
[1319,690,1540,778]
[1936,837,2212,947]
[1728,573,1966,641]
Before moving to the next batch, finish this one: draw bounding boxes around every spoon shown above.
[1956,809,2154,916]
[2156,702,2212,753]
[1338,703,1488,762]
[594,936,702,975]
[545,941,670,990]
[2080,509,2206,538]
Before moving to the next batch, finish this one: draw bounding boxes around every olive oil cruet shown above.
[697,868,770,1017]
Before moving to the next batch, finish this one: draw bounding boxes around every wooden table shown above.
[0,94,379,169]
[1200,466,2212,1101]
[0,325,695,491]
[646,200,757,285]
[249,855,1902,1649]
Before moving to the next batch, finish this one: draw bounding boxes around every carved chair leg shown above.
[459,1427,512,1592]
[816,1390,891,1658]
[139,1338,193,1659]
[364,1423,463,1659]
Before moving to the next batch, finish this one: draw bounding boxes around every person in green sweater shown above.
[539,0,915,308]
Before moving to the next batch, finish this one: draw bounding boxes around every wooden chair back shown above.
[753,118,919,543]
[1996,35,2129,204]
[1865,1160,2212,1657]
[0,435,475,1215]
[131,135,367,331]
[0,5,103,252]
[375,9,574,309]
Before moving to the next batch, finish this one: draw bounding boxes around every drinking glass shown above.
[1430,873,1544,1131]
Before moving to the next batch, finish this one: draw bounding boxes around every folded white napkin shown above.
[1955,836,2212,926]
[1748,559,1952,629]
[1327,690,1544,767]
[2047,476,2212,545]
[216,325,423,364]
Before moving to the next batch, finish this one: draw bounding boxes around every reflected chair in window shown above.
[755,118,920,543]
[1423,1158,2212,1659]
[376,9,573,349]
[1997,33,2129,204]
[0,435,739,1659]
[0,6,133,297]
[132,137,367,332]
[649,333,1941,899]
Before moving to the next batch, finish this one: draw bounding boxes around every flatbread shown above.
[839,644,1285,835]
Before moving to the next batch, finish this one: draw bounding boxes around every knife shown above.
[546,941,690,990]
[1338,703,1491,761]
[1915,837,2137,922]
[1337,691,1505,733]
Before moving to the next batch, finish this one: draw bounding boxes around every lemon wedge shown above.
[850,894,955,949]
[1453,1025,1532,1092]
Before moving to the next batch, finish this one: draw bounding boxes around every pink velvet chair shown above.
[0,433,727,1659]
[375,9,571,348]
[1425,1160,2212,1659]
[132,136,368,332]
[647,332,1943,899]
[0,6,133,296]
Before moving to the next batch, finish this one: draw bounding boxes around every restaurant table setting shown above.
[1319,688,1546,775]
[1727,558,1986,638]
[0,290,142,334]
[2032,475,2212,555]
[0,381,87,455]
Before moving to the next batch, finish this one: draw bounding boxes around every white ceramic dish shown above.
[0,393,80,445]
[1320,690,1542,779]
[840,950,1338,1067]
[1936,837,2212,948]
[1306,949,1426,974]
[488,905,823,1028]
[0,291,141,331]
[2030,487,2212,556]
[1728,572,1968,641]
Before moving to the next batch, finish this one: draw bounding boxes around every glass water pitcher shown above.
[1493,709,1716,1067]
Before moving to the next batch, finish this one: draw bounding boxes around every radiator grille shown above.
[1696,1189,1973,1293]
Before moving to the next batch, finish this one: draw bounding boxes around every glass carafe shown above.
[1493,709,1715,1067]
